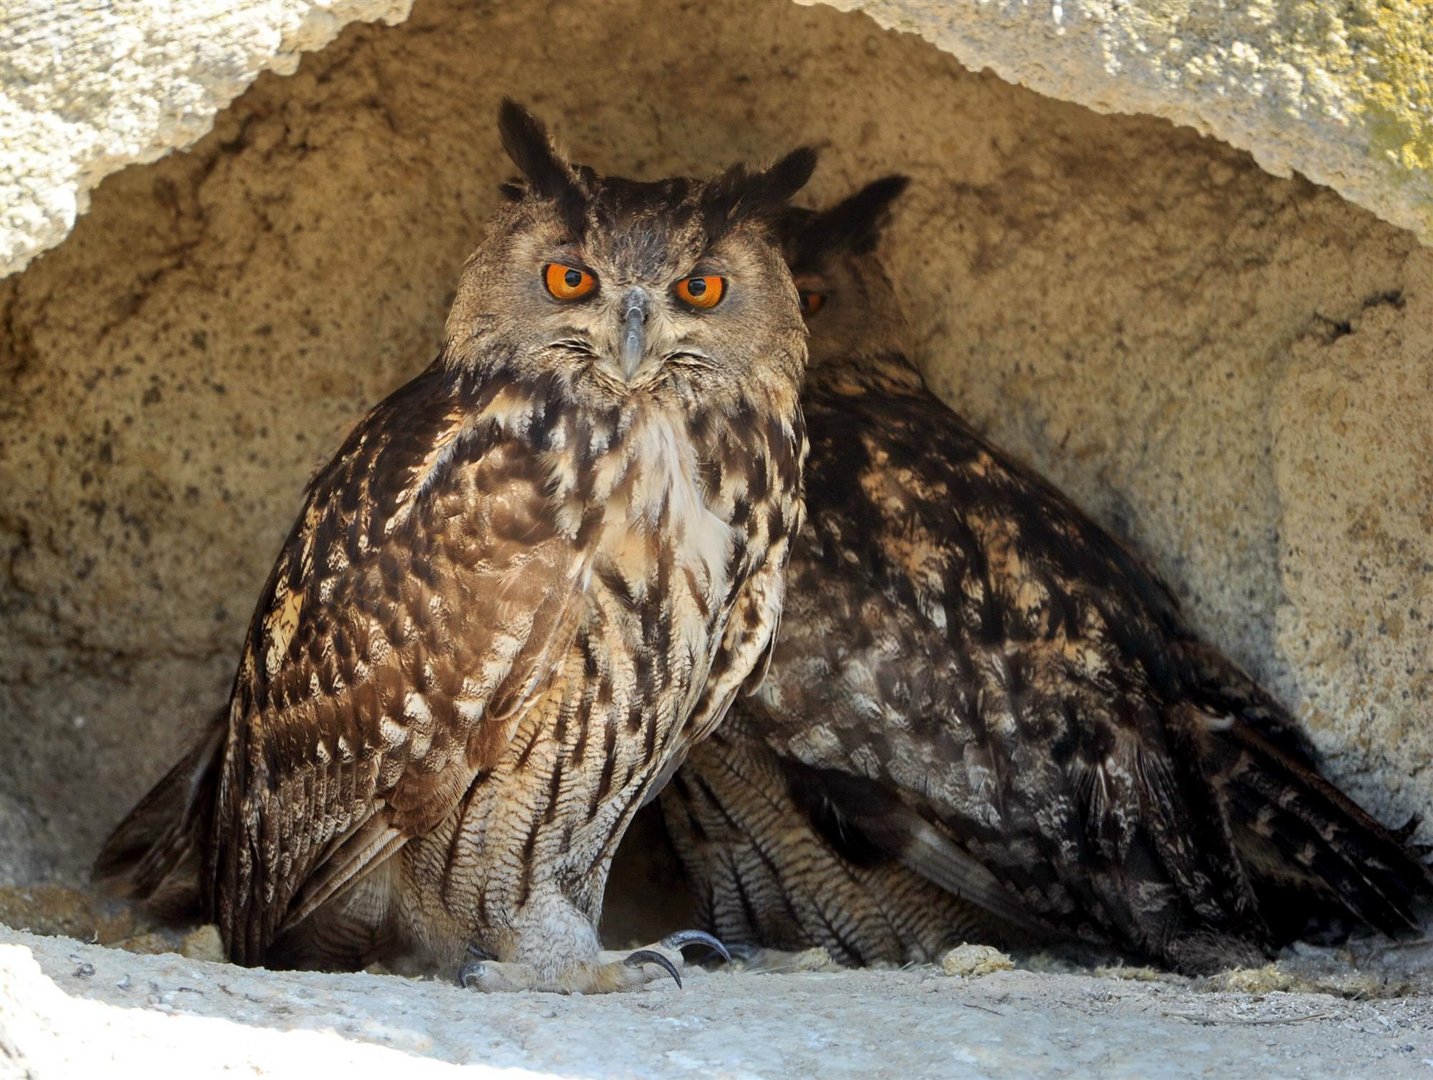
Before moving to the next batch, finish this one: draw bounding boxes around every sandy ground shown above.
[3,918,1432,1079]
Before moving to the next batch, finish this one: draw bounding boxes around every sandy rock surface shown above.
[806,0,1433,245]
[4,923,1433,1080]
[5,1,1430,279]
[1,0,414,277]
[2,0,1428,892]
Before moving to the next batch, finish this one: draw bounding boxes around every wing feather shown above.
[749,381,1265,963]
[282,817,407,932]
[211,363,596,963]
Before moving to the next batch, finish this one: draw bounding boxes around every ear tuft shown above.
[703,146,820,237]
[751,146,820,213]
[826,174,910,253]
[788,174,910,266]
[496,99,587,230]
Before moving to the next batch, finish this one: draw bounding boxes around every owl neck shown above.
[805,348,926,398]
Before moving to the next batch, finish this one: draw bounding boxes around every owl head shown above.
[445,101,817,411]
[780,176,912,370]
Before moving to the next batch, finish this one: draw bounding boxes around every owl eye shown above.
[544,263,598,301]
[799,291,826,318]
[674,275,726,310]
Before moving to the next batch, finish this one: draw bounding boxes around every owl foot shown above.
[456,930,730,994]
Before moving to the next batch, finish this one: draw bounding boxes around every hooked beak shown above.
[618,287,651,382]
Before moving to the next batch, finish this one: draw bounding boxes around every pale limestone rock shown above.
[180,923,225,962]
[805,0,1433,244]
[0,0,413,276]
[941,943,1015,977]
[3,924,1433,1077]
[1270,272,1433,819]
[3,2,1431,277]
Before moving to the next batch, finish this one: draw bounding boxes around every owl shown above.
[658,177,1431,973]
[94,101,817,994]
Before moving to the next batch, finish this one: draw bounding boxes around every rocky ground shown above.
[2,891,1431,1079]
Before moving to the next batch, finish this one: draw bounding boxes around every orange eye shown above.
[799,291,825,318]
[544,263,597,301]
[674,275,726,310]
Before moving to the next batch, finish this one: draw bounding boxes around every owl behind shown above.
[660,177,1431,973]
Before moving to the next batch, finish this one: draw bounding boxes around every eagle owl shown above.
[95,102,817,993]
[659,178,1431,973]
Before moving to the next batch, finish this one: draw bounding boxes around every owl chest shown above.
[586,414,738,639]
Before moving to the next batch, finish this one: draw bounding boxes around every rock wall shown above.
[0,0,1429,897]
[1,0,414,277]
[7,1,1431,280]
[808,0,1433,245]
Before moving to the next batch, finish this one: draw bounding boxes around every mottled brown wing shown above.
[751,380,1264,965]
[1181,648,1430,940]
[211,362,596,964]
[733,374,1430,971]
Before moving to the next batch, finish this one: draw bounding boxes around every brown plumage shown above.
[94,102,816,992]
[658,177,1431,973]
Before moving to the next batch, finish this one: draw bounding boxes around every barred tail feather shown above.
[661,719,1013,965]
[91,712,225,920]
[1206,718,1430,941]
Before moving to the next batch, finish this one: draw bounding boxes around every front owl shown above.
[95,102,814,993]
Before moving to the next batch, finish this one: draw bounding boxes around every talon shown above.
[661,929,731,964]
[624,948,683,988]
[457,960,487,988]
[466,942,495,962]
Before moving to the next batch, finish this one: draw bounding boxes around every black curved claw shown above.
[661,929,732,965]
[457,942,497,987]
[624,948,683,988]
[457,959,486,989]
